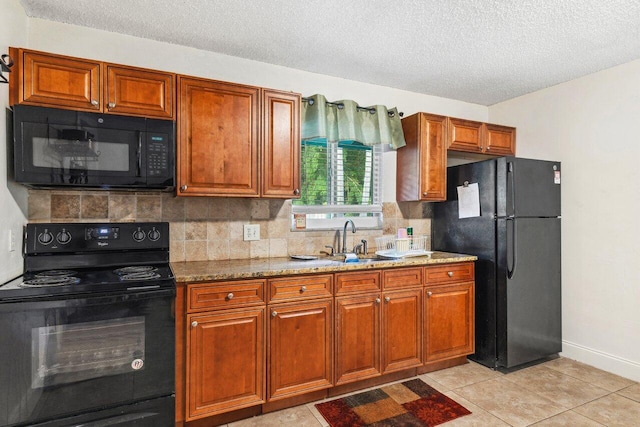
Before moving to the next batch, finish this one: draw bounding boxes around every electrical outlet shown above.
[243,224,260,241]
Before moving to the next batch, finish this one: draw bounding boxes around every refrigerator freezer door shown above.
[497,157,561,218]
[497,217,562,368]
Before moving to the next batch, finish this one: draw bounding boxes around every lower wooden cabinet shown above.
[424,282,474,363]
[335,288,423,386]
[335,293,381,385]
[268,299,333,401]
[186,307,265,421]
[382,289,423,373]
[178,262,475,424]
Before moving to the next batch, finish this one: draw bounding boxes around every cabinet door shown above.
[178,77,260,196]
[16,49,101,111]
[335,294,381,385]
[186,307,265,420]
[397,113,446,201]
[268,299,332,401]
[262,90,301,198]
[382,289,423,373]
[424,282,474,363]
[447,117,483,153]
[484,123,516,156]
[105,65,174,119]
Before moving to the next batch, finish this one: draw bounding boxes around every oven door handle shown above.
[126,285,162,292]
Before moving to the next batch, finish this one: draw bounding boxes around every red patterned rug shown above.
[315,378,471,426]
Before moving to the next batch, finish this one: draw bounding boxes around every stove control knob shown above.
[133,229,146,242]
[148,229,161,242]
[57,230,72,245]
[38,231,54,245]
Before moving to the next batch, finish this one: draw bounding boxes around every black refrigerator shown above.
[432,156,561,370]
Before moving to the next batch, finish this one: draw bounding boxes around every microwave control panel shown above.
[147,134,169,177]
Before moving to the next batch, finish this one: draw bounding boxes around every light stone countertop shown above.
[171,251,477,283]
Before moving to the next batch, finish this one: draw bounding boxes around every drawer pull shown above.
[427,291,432,297]
[191,321,198,328]
[447,271,454,277]
[300,285,307,293]
[226,292,234,300]
[384,296,391,303]
[271,310,278,317]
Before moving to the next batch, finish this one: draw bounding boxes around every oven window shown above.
[31,316,145,388]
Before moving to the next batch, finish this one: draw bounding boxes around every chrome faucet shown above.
[342,220,356,254]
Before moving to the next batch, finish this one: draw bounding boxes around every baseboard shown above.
[561,340,640,382]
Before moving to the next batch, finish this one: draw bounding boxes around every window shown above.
[292,139,383,230]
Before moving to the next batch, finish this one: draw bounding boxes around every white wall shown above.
[489,60,640,381]
[0,0,29,283]
[24,18,489,204]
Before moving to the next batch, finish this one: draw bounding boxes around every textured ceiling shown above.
[19,0,640,105]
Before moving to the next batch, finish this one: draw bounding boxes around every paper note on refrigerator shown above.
[457,183,480,218]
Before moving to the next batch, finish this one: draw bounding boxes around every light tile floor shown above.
[225,357,639,427]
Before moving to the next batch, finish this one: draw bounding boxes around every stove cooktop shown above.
[0,264,175,301]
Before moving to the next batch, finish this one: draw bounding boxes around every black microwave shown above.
[11,105,175,190]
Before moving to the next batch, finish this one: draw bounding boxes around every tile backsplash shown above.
[28,190,431,263]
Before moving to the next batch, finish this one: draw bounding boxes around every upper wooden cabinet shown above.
[397,112,447,202]
[9,47,175,119]
[447,117,516,156]
[262,90,301,198]
[177,76,300,198]
[447,118,483,153]
[105,65,174,118]
[177,76,260,197]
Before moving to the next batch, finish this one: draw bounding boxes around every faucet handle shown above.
[352,243,363,254]
[324,245,335,256]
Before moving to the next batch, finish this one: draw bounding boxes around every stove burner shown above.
[114,266,161,282]
[20,276,81,287]
[119,271,162,281]
[113,266,157,276]
[36,270,77,277]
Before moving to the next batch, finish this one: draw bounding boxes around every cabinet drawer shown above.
[425,263,474,285]
[269,274,332,302]
[188,279,265,312]
[382,267,423,289]
[335,270,381,295]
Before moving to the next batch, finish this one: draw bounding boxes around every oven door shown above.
[0,288,175,427]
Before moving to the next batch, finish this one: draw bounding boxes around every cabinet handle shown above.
[384,296,391,303]
[226,292,234,300]
[108,102,116,109]
[422,192,428,197]
[486,146,491,150]
[300,285,307,293]
[191,321,198,328]
[180,185,188,192]
[375,298,381,304]
[293,188,300,196]
[271,310,278,317]
[447,271,454,277]
[91,99,99,106]
[427,291,432,297]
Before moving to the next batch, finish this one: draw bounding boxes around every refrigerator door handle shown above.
[507,216,517,279]
[508,161,516,216]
